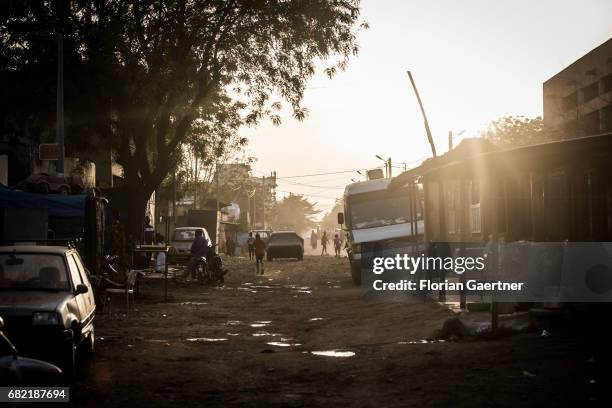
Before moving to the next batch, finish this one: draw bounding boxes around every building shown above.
[543,37,612,137]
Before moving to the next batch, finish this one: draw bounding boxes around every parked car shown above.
[0,245,96,376]
[19,173,85,195]
[169,227,213,264]
[0,316,63,385]
[266,231,304,261]
[250,229,273,245]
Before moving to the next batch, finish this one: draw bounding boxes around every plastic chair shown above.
[105,270,140,315]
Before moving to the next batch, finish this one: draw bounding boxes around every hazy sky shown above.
[242,0,612,215]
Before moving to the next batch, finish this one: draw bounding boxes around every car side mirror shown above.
[75,284,88,295]
[337,212,344,225]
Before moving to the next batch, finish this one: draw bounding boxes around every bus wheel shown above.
[350,263,361,285]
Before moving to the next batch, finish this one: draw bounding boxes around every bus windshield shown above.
[346,187,421,230]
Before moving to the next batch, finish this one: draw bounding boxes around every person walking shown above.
[247,232,255,260]
[321,231,329,255]
[333,233,342,257]
[310,230,318,250]
[254,233,266,275]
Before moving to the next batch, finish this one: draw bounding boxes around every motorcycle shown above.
[192,245,227,285]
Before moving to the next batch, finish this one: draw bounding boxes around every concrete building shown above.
[543,37,612,137]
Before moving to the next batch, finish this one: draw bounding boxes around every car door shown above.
[66,254,86,323]
[70,253,95,319]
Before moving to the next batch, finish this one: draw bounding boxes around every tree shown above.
[1,0,365,235]
[482,116,557,148]
[320,197,343,232]
[269,194,319,234]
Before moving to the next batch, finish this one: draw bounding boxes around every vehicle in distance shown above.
[266,231,304,261]
[250,229,272,245]
[169,227,212,264]
[19,173,85,195]
[0,245,96,376]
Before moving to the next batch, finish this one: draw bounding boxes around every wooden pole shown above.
[407,71,437,158]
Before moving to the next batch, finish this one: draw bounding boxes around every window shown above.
[0,253,70,291]
[67,255,83,288]
[562,92,578,112]
[581,81,599,103]
[444,181,459,235]
[602,73,612,94]
[602,104,612,132]
[581,109,601,135]
[469,181,481,234]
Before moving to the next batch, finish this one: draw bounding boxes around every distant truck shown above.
[338,178,424,285]
[187,209,219,245]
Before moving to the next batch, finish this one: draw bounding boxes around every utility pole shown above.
[193,155,198,209]
[407,71,437,158]
[261,176,266,229]
[388,157,392,178]
[172,171,177,225]
[448,130,453,151]
[56,31,65,174]
[215,162,220,246]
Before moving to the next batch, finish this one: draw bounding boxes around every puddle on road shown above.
[237,287,258,293]
[296,290,312,294]
[267,341,302,347]
[311,350,355,358]
[186,337,228,343]
[180,302,208,306]
[308,317,324,321]
[250,320,272,328]
[397,339,446,345]
[252,332,281,337]
[226,333,240,336]
[226,320,242,326]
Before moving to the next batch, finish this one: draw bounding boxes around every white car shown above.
[169,227,212,264]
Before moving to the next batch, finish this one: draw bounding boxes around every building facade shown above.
[543,37,612,137]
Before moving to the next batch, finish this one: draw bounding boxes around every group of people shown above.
[313,230,345,257]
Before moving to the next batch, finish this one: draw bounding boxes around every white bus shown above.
[338,178,424,284]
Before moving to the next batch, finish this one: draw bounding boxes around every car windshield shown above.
[0,253,70,291]
[270,233,301,244]
[173,229,204,242]
[348,190,412,230]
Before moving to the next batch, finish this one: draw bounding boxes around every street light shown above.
[375,155,392,178]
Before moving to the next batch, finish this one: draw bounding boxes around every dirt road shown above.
[72,255,592,407]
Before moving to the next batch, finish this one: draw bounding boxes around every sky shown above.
[242,0,612,217]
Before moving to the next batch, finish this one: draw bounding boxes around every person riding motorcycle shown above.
[184,229,210,280]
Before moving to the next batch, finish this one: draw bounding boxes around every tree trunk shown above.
[123,180,154,245]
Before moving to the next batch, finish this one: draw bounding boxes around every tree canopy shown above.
[1,0,364,233]
[269,193,319,234]
[482,115,557,148]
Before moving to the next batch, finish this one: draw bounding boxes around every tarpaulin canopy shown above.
[0,188,86,217]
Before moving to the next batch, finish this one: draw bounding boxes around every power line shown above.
[276,190,340,200]
[274,166,384,179]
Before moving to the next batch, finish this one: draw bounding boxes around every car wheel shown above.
[61,336,76,378]
[58,185,70,195]
[82,327,95,355]
[298,253,303,261]
[37,182,50,194]
[267,255,273,262]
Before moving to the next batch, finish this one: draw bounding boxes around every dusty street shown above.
[71,255,592,407]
